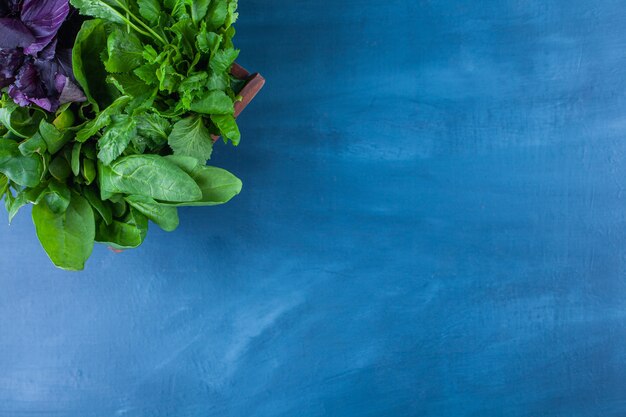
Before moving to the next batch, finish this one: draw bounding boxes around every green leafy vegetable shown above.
[1,0,255,270]
[32,192,95,271]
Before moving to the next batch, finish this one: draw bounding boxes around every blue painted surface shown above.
[1,0,626,415]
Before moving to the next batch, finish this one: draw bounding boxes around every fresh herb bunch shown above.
[0,0,246,270]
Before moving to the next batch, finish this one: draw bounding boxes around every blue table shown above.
[1,1,625,415]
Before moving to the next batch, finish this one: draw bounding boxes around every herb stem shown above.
[112,0,167,44]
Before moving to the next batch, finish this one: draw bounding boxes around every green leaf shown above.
[190,90,234,115]
[163,155,242,206]
[39,120,72,154]
[168,115,213,163]
[70,0,126,24]
[44,181,71,214]
[18,133,47,156]
[72,19,119,111]
[107,74,157,112]
[82,158,97,185]
[210,114,240,145]
[136,112,170,149]
[96,207,148,249]
[164,0,188,19]
[191,0,210,22]
[84,186,113,225]
[210,48,239,74]
[196,28,222,56]
[0,97,44,139]
[205,0,228,30]
[32,192,95,271]
[48,154,71,182]
[125,194,179,231]
[0,174,7,198]
[105,28,145,73]
[97,115,137,165]
[6,189,28,223]
[0,139,43,187]
[137,0,161,23]
[75,96,130,142]
[99,154,202,202]
[71,142,82,176]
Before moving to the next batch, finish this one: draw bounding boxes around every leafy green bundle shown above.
[0,0,246,270]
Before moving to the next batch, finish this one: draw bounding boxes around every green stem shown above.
[113,0,167,44]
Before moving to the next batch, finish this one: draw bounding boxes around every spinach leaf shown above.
[125,194,179,231]
[163,155,242,206]
[96,207,148,249]
[32,192,95,271]
[99,154,202,202]
[0,140,43,187]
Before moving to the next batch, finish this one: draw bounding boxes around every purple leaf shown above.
[55,74,86,104]
[0,17,36,49]
[0,48,23,88]
[8,60,55,111]
[20,0,69,55]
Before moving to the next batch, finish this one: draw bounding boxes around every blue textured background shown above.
[1,0,626,416]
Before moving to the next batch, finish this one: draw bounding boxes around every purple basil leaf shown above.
[55,74,86,104]
[8,60,55,111]
[0,17,36,49]
[20,0,69,55]
[0,48,23,88]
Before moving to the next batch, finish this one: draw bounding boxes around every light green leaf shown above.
[190,90,234,115]
[191,0,210,22]
[71,142,82,176]
[210,48,239,74]
[168,115,213,163]
[32,192,95,271]
[210,114,240,145]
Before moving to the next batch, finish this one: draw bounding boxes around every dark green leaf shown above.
[97,115,137,165]
[105,28,145,73]
[125,194,179,231]
[75,96,130,142]
[48,154,71,182]
[32,192,95,271]
[18,133,47,156]
[0,139,44,187]
[96,207,148,249]
[84,186,113,225]
[72,19,119,110]
[163,155,242,206]
[99,154,202,202]
[39,120,72,154]
[137,0,161,23]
